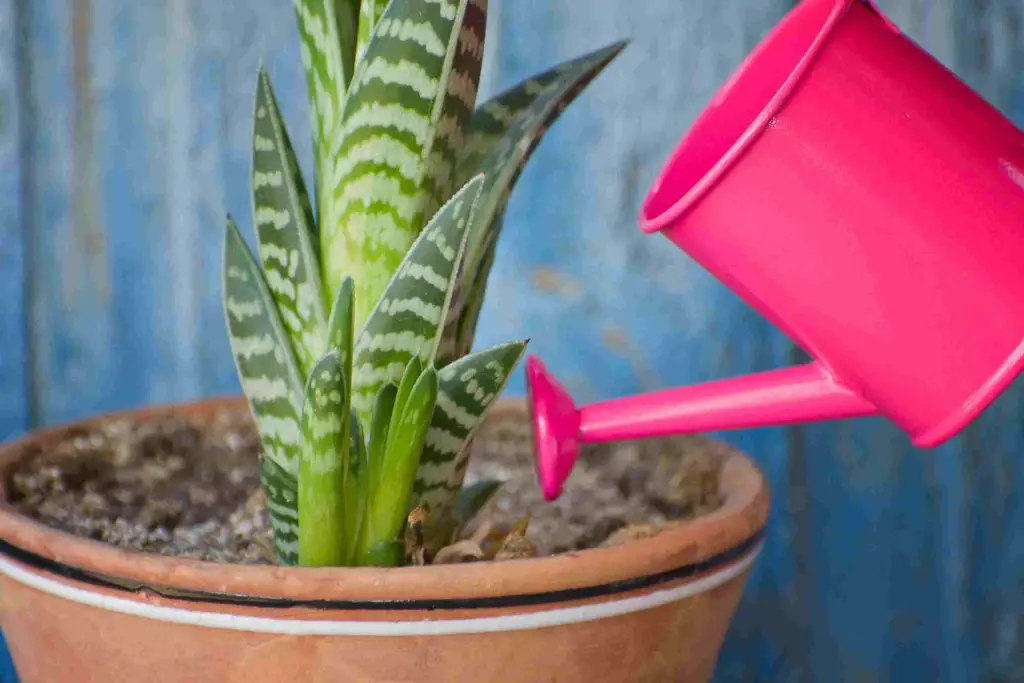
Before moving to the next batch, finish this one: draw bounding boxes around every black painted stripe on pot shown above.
[0,528,763,612]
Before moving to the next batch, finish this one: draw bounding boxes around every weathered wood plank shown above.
[23,0,118,426]
[0,0,29,440]
[937,2,1024,679]
[475,2,803,680]
[795,1,1024,681]
[23,0,313,427]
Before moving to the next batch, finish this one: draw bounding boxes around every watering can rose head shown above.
[222,0,624,566]
[530,0,1024,500]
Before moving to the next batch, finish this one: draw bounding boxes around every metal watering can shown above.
[527,0,1024,500]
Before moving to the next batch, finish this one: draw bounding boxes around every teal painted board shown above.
[0,0,29,440]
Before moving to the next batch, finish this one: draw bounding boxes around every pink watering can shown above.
[528,0,1024,501]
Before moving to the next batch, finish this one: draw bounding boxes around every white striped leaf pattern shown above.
[294,0,359,218]
[252,67,328,376]
[413,339,527,541]
[444,216,498,362]
[321,0,485,328]
[350,176,484,425]
[260,452,300,565]
[440,42,626,360]
[222,217,304,564]
[356,0,388,62]
[299,351,349,566]
[419,0,487,221]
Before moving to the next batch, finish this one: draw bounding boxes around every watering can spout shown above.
[527,356,877,500]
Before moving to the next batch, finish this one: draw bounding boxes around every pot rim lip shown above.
[0,397,769,606]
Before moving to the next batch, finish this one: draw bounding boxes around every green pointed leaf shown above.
[457,43,626,188]
[252,67,327,376]
[323,279,360,562]
[223,217,305,564]
[260,455,300,565]
[361,539,403,567]
[355,0,387,62]
[358,367,438,563]
[387,356,423,457]
[419,0,487,218]
[321,0,486,327]
[453,479,502,530]
[413,340,527,532]
[223,218,304,473]
[326,276,356,376]
[442,43,625,358]
[449,215,498,358]
[294,0,360,219]
[345,409,368,563]
[350,176,484,423]
[438,213,499,364]
[428,478,502,549]
[366,382,398,510]
[299,351,350,567]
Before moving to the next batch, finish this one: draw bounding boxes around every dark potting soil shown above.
[5,405,724,565]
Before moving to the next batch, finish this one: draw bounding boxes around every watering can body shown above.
[529,0,1024,500]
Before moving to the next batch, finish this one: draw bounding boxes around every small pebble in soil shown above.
[7,406,725,565]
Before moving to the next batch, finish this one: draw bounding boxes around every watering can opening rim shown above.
[639,0,887,234]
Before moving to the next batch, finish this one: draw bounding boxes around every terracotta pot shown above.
[0,398,769,682]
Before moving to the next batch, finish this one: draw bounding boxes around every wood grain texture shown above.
[474,2,803,679]
[792,2,1024,681]
[0,0,28,442]
[3,0,1024,680]
[0,0,24,664]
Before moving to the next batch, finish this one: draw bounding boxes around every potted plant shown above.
[0,1,768,681]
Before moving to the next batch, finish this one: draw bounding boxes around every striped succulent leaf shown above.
[252,67,327,376]
[260,455,300,565]
[426,478,501,551]
[440,42,625,359]
[358,365,438,565]
[327,276,356,415]
[437,213,498,364]
[444,217,498,361]
[419,0,487,219]
[320,0,486,328]
[456,43,625,186]
[344,408,368,564]
[350,176,484,424]
[452,479,502,531]
[413,339,527,543]
[222,218,304,564]
[356,0,388,62]
[294,0,359,212]
[299,351,350,567]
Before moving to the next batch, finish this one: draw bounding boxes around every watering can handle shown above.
[527,357,879,500]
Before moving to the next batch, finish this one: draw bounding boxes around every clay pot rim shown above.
[0,397,769,605]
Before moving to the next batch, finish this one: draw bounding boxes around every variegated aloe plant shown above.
[223,0,623,567]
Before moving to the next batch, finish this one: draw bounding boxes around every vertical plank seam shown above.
[15,0,39,429]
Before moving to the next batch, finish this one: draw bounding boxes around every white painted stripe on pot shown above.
[0,543,761,636]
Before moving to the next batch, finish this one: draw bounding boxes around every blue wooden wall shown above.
[2,0,1024,680]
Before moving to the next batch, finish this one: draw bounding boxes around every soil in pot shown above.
[6,404,725,565]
